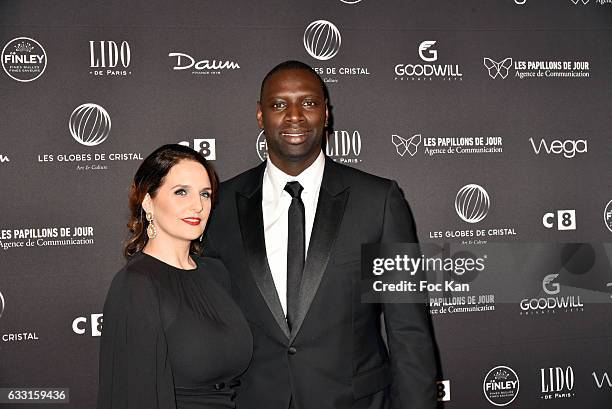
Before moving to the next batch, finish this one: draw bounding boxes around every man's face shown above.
[257,69,328,171]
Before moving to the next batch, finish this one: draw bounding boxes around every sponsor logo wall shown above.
[1,2,611,409]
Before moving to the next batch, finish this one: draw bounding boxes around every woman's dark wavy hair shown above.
[123,144,219,259]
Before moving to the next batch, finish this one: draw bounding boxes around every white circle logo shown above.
[455,184,490,223]
[483,365,520,406]
[256,130,267,162]
[303,20,341,61]
[1,37,47,82]
[604,200,612,233]
[69,103,112,146]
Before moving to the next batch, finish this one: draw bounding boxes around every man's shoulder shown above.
[329,160,393,190]
[219,163,265,195]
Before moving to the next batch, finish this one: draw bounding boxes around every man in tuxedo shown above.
[204,60,437,409]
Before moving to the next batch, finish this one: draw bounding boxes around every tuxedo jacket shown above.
[204,157,437,409]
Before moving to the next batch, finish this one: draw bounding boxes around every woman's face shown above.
[143,159,212,245]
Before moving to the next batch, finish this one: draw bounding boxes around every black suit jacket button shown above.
[288,346,297,355]
[214,382,225,390]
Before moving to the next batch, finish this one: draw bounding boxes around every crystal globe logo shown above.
[455,184,490,224]
[0,290,4,319]
[69,103,112,146]
[303,20,341,61]
[1,37,47,82]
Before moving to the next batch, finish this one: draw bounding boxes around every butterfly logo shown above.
[483,57,513,79]
[392,134,421,157]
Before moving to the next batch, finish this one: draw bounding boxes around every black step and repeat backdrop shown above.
[1,1,612,408]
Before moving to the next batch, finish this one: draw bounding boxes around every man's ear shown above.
[142,193,153,214]
[256,101,264,129]
[325,101,329,127]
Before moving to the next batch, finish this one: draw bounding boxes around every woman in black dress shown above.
[97,144,252,409]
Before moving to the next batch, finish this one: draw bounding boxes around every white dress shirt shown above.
[262,150,325,316]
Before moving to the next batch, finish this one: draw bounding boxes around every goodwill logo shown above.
[519,274,584,315]
[395,40,463,81]
[303,20,369,84]
[168,52,240,76]
[1,37,47,82]
[483,366,520,406]
[89,40,132,76]
[484,56,590,80]
[392,133,503,158]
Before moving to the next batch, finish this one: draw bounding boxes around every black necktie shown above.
[284,181,305,331]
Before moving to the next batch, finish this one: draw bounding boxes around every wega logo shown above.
[571,0,590,4]
[0,155,9,163]
[418,41,437,62]
[303,20,341,61]
[592,372,612,388]
[529,138,587,158]
[484,58,513,79]
[69,103,111,146]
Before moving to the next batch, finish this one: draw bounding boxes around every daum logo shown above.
[392,134,421,157]
[483,366,520,406]
[543,274,561,295]
[1,37,47,82]
[303,20,341,61]
[455,184,490,224]
[168,53,240,72]
[69,103,112,146]
[484,58,513,79]
[418,41,437,62]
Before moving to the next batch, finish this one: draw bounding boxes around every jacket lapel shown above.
[289,158,349,342]
[236,164,291,339]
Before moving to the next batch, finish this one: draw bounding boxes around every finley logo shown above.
[69,103,112,146]
[455,184,490,224]
[483,366,520,406]
[392,134,421,157]
[604,200,612,233]
[1,37,47,82]
[484,57,513,79]
[303,20,341,61]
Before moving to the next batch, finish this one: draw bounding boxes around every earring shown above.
[146,212,157,239]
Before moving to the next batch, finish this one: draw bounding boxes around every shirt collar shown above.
[263,150,325,201]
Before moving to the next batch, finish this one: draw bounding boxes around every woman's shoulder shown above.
[194,256,232,289]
